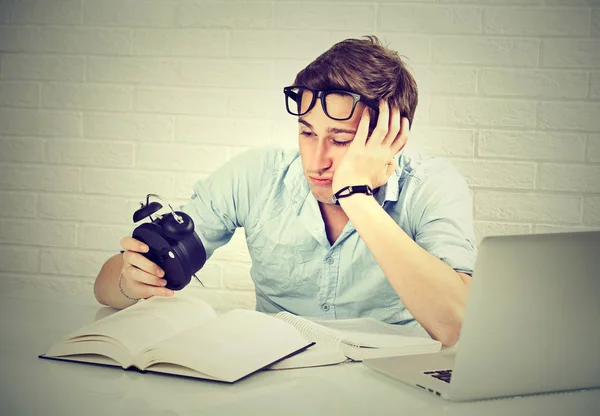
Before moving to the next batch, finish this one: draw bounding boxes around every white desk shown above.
[1,288,599,416]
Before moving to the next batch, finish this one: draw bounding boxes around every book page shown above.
[53,292,217,358]
[139,309,312,382]
[310,317,439,349]
[274,312,342,347]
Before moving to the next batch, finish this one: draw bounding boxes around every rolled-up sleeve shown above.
[407,161,477,275]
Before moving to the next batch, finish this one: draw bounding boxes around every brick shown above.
[583,196,600,226]
[534,224,599,234]
[6,0,81,25]
[430,97,536,128]
[474,191,582,224]
[83,113,174,142]
[210,229,251,263]
[181,1,273,28]
[82,168,174,198]
[172,172,208,201]
[38,194,139,224]
[135,87,227,115]
[0,137,44,163]
[439,0,540,3]
[0,81,40,108]
[78,224,132,251]
[413,94,431,125]
[0,26,39,52]
[0,109,80,136]
[590,72,600,99]
[84,0,176,27]
[542,40,600,69]
[180,59,275,89]
[380,5,481,34]
[412,66,477,95]
[270,120,300,150]
[484,8,589,36]
[0,54,84,81]
[40,248,113,277]
[373,34,431,64]
[0,246,39,273]
[41,27,131,55]
[545,0,593,4]
[227,89,284,119]
[176,116,271,146]
[231,30,335,59]
[473,221,532,246]
[132,29,228,57]
[432,37,539,66]
[0,165,80,192]
[593,9,599,37]
[45,140,135,168]
[191,262,222,289]
[587,134,600,162]
[539,103,600,132]
[478,130,586,162]
[0,219,77,247]
[222,262,253,291]
[87,57,179,86]
[480,69,587,99]
[449,159,536,189]
[42,83,133,111]
[540,164,600,193]
[0,192,37,218]
[276,4,374,31]
[135,143,230,173]
[407,126,475,157]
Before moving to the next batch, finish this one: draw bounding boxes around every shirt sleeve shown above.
[178,147,280,260]
[407,160,477,275]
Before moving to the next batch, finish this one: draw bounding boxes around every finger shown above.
[391,117,410,155]
[127,279,174,299]
[120,236,148,253]
[382,106,401,147]
[123,264,167,287]
[367,100,389,147]
[123,250,164,277]
[352,107,371,147]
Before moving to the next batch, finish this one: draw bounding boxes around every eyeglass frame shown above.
[283,86,379,121]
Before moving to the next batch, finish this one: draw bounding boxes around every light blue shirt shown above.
[180,147,476,325]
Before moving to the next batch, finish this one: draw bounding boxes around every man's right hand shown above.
[119,237,174,299]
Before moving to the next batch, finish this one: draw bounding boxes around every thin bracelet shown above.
[118,272,142,302]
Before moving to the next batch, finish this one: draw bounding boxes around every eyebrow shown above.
[298,119,356,135]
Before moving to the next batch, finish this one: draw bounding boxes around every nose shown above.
[310,140,332,173]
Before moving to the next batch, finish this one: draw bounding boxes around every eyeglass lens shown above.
[287,87,357,120]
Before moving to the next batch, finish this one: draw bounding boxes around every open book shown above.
[270,312,441,370]
[40,293,313,383]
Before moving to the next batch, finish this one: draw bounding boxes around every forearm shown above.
[94,254,137,310]
[340,194,469,346]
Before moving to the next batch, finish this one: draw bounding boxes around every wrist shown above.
[332,184,374,205]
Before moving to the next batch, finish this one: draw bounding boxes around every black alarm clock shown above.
[131,194,206,290]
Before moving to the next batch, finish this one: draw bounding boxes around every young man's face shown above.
[297,91,366,204]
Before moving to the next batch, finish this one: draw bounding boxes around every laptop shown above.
[363,231,600,401]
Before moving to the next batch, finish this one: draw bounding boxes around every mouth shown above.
[309,176,333,186]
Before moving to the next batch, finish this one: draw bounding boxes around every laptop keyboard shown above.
[424,369,452,383]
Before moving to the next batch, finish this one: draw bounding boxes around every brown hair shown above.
[293,36,418,130]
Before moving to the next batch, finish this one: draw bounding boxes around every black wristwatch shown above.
[332,185,373,205]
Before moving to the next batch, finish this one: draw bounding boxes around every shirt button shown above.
[321,304,330,311]
[325,257,334,264]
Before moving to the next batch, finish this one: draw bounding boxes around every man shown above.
[94,36,476,347]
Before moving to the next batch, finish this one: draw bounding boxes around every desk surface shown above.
[1,288,599,416]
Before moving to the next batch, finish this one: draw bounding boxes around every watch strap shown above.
[332,185,373,205]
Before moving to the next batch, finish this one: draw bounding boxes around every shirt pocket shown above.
[247,228,319,297]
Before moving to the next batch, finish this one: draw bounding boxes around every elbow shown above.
[437,324,461,347]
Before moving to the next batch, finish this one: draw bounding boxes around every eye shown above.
[333,139,352,147]
[300,131,313,137]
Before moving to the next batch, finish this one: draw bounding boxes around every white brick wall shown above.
[1,0,599,308]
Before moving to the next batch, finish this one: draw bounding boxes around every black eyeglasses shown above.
[283,86,379,121]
